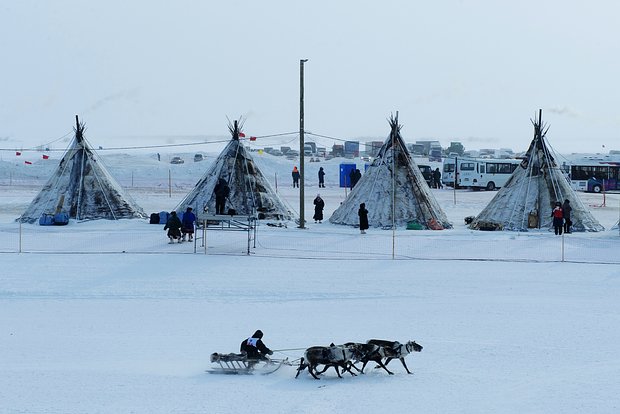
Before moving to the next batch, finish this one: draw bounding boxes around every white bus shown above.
[452,158,521,190]
[442,157,457,187]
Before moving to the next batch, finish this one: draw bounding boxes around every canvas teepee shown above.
[469,110,604,232]
[329,114,452,229]
[175,120,292,220]
[19,116,146,223]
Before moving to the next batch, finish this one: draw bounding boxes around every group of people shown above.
[293,166,327,188]
[349,168,362,189]
[551,199,572,235]
[163,207,196,243]
[163,178,232,244]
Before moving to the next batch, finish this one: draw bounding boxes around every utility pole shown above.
[299,59,308,229]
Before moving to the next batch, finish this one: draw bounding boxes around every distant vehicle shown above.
[303,144,314,156]
[344,141,360,158]
[417,164,433,186]
[429,148,443,162]
[270,150,283,156]
[568,157,620,192]
[193,154,204,162]
[332,144,344,158]
[442,158,457,187]
[170,156,184,164]
[409,144,425,156]
[287,150,299,160]
[457,158,520,190]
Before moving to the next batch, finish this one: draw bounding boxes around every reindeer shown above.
[295,343,361,380]
[362,339,423,375]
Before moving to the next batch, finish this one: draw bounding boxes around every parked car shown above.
[194,153,204,162]
[418,164,433,186]
[170,156,184,164]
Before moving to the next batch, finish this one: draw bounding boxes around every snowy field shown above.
[1,151,620,413]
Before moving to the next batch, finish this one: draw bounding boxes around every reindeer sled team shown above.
[208,330,423,379]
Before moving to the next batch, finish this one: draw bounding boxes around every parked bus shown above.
[567,158,620,193]
[455,158,521,190]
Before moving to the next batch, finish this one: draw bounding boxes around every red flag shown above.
[238,132,246,138]
[24,161,32,165]
[16,151,21,156]
[249,136,257,141]
[42,154,49,160]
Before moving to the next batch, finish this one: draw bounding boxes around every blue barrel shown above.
[39,214,55,226]
[339,163,356,188]
[53,212,69,225]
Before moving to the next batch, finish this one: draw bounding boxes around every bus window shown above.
[443,164,455,172]
[460,162,475,171]
[487,163,497,173]
[498,163,512,173]
[479,164,485,173]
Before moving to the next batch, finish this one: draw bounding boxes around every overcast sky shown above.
[1,0,619,154]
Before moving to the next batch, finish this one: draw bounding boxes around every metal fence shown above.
[1,220,617,264]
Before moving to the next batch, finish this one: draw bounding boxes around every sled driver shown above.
[240,330,273,360]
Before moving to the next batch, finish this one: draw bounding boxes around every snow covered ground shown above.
[1,151,619,413]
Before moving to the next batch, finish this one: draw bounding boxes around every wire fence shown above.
[0,220,617,264]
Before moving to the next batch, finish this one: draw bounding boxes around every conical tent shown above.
[19,116,146,223]
[329,115,452,229]
[175,120,292,220]
[470,110,604,232]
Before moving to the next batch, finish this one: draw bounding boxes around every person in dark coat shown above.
[318,167,325,188]
[349,168,356,189]
[181,207,196,242]
[358,202,369,234]
[353,169,362,187]
[313,194,325,223]
[213,178,230,215]
[164,211,183,243]
[433,168,442,189]
[562,199,572,233]
[292,166,300,188]
[551,201,564,235]
[240,330,273,361]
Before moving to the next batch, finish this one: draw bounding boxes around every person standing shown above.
[551,202,564,235]
[349,168,356,190]
[292,166,300,188]
[181,207,196,242]
[433,168,442,189]
[318,167,325,188]
[313,194,325,223]
[214,178,230,215]
[358,202,369,234]
[164,211,183,243]
[354,169,362,187]
[562,199,572,234]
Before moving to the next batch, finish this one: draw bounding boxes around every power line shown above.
[0,131,300,152]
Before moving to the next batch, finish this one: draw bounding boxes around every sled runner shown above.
[206,352,289,375]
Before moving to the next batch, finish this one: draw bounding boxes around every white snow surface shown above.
[1,151,620,413]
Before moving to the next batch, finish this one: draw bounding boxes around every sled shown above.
[206,352,288,375]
